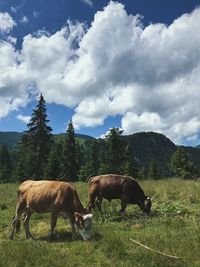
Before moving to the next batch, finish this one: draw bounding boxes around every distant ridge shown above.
[0,131,95,147]
[0,131,24,147]
[1,131,200,176]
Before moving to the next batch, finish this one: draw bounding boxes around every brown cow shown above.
[9,180,93,241]
[88,174,151,215]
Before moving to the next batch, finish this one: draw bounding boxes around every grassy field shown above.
[0,179,200,267]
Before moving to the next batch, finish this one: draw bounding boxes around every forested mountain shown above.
[1,130,200,178]
[0,131,95,147]
[54,133,95,146]
[0,132,23,148]
[124,132,177,176]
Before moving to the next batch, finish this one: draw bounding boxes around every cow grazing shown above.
[9,180,93,241]
[88,174,151,215]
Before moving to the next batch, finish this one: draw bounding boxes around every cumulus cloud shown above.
[16,114,31,124]
[1,1,200,144]
[0,12,16,33]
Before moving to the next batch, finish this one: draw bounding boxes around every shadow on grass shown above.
[91,231,102,241]
[37,230,102,243]
[37,231,74,243]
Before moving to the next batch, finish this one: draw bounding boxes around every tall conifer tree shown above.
[15,94,53,180]
[14,134,34,181]
[61,120,79,181]
[45,142,62,179]
[105,127,126,174]
[26,94,53,179]
[122,145,138,177]
[78,140,99,181]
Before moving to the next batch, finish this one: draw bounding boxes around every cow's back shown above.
[89,174,133,200]
[19,180,75,213]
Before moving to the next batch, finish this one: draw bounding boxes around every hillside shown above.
[54,133,95,146]
[0,131,95,148]
[124,132,176,176]
[0,131,24,148]
[124,132,200,176]
[1,131,200,177]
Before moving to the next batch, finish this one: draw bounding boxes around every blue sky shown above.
[0,0,200,145]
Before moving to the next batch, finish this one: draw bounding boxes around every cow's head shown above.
[74,212,93,240]
[139,196,152,215]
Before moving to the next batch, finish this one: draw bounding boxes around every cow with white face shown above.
[10,180,93,241]
[75,213,93,241]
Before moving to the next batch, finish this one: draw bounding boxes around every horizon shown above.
[1,127,199,149]
[1,0,200,146]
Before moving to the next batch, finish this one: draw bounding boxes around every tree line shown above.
[0,95,198,182]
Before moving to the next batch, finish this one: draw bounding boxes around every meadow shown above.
[0,179,200,267]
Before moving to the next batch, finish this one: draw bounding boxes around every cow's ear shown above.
[74,212,84,222]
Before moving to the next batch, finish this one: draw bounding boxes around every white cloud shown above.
[81,0,93,7]
[122,112,164,134]
[1,2,200,144]
[6,36,17,45]
[0,12,16,33]
[20,15,29,24]
[16,114,31,124]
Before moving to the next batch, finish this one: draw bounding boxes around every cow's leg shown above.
[119,198,127,217]
[69,215,77,239]
[9,215,20,240]
[48,212,57,242]
[23,208,33,239]
[96,196,103,214]
[9,200,25,240]
[87,191,97,212]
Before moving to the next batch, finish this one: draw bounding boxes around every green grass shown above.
[0,179,200,267]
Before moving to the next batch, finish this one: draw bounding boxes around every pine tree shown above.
[0,144,12,182]
[26,94,53,179]
[78,162,94,181]
[78,140,99,181]
[98,148,110,175]
[45,142,62,179]
[14,94,53,180]
[105,127,126,174]
[61,120,79,181]
[89,140,99,176]
[14,134,33,181]
[122,145,138,177]
[170,147,197,179]
[76,142,84,171]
